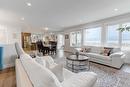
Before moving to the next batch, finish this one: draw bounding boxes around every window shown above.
[106,24,119,46]
[122,23,130,46]
[76,32,81,46]
[83,27,101,45]
[70,31,81,47]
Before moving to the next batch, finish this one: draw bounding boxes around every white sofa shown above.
[16,57,97,87]
[74,46,125,69]
[15,42,97,87]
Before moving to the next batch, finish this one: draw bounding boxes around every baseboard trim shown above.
[3,63,15,69]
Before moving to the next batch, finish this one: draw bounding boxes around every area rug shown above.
[89,62,130,87]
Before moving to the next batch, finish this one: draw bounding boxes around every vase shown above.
[75,52,79,59]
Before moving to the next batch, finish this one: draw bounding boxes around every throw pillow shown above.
[103,47,113,56]
[104,47,113,56]
[20,53,32,60]
[38,56,57,68]
[80,48,84,52]
[80,48,91,53]
[20,57,62,87]
[35,56,64,82]
[84,48,91,52]
[35,56,46,67]
[103,49,110,56]
[49,64,64,82]
[42,56,55,66]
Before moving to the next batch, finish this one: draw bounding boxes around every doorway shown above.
[57,34,64,50]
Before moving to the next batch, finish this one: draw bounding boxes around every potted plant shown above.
[117,25,130,32]
[75,51,79,59]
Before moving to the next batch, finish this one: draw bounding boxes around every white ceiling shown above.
[0,0,130,31]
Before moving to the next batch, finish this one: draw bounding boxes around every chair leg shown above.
[42,50,45,55]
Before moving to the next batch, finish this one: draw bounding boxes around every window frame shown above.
[70,31,82,47]
[83,27,102,46]
[106,24,120,46]
[121,23,130,47]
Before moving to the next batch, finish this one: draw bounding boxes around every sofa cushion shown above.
[82,46,104,54]
[39,56,76,81]
[36,56,57,68]
[20,54,62,87]
[35,56,46,67]
[80,47,91,53]
[87,53,112,61]
[81,46,121,54]
[35,56,64,82]
[20,53,32,60]
[101,47,113,56]
[112,48,121,53]
[61,72,97,87]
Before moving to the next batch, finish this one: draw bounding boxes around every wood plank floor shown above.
[0,67,16,87]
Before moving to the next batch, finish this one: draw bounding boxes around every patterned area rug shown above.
[89,62,130,87]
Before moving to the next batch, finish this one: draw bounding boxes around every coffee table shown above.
[66,55,90,72]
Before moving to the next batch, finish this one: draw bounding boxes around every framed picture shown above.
[65,34,69,39]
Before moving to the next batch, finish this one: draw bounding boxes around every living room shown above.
[0,0,130,87]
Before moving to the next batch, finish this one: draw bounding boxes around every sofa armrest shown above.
[110,52,125,68]
[61,72,97,87]
[110,52,124,58]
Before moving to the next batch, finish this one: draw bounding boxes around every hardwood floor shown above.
[0,67,16,87]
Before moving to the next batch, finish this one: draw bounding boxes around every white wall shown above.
[0,24,22,44]
[2,44,17,69]
[7,27,21,45]
[0,25,22,69]
[63,13,130,63]
[21,26,43,33]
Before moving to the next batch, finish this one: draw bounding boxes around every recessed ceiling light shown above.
[45,27,49,30]
[21,17,24,20]
[114,8,118,11]
[26,2,32,6]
